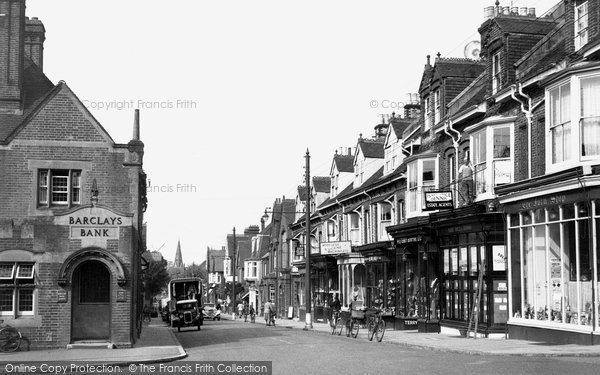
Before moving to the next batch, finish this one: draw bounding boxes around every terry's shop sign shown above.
[424,191,453,210]
[56,207,131,239]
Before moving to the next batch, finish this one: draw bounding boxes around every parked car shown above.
[171,299,203,332]
[202,303,221,321]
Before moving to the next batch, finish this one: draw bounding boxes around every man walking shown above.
[264,299,275,326]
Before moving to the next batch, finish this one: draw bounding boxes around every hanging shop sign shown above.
[320,241,352,255]
[424,191,453,210]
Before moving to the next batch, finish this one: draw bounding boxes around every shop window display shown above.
[510,201,598,327]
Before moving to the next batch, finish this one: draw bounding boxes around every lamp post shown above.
[304,149,312,329]
[232,226,237,320]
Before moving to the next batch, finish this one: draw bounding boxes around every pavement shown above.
[222,312,600,357]
[0,319,186,365]
[3,314,600,366]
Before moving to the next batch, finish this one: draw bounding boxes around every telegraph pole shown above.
[232,226,237,320]
[304,149,313,329]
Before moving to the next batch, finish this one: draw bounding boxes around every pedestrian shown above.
[264,299,275,326]
[237,301,244,318]
[458,157,474,205]
[249,305,256,323]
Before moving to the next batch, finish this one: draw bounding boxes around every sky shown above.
[26,0,560,265]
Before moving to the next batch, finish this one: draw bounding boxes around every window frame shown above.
[492,51,502,94]
[434,89,441,125]
[406,156,439,218]
[469,123,514,200]
[37,169,82,208]
[424,95,431,130]
[546,73,600,173]
[0,262,36,317]
[575,1,589,51]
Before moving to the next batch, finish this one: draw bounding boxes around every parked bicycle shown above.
[330,310,351,336]
[0,320,22,352]
[366,308,386,342]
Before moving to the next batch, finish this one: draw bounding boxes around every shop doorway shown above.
[71,260,111,341]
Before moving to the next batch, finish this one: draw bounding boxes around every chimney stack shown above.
[25,16,45,70]
[0,0,25,114]
[133,109,140,141]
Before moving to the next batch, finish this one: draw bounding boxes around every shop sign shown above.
[320,241,351,255]
[492,245,506,271]
[366,255,390,263]
[520,194,567,211]
[397,236,421,244]
[55,206,131,239]
[291,266,299,274]
[424,191,453,210]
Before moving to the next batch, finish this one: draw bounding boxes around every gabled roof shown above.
[207,248,226,273]
[389,118,414,138]
[297,186,308,201]
[357,138,384,159]
[312,177,331,193]
[333,154,354,173]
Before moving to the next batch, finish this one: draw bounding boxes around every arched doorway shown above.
[71,260,111,341]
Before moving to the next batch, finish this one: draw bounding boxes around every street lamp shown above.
[260,149,312,329]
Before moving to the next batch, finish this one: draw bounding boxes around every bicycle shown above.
[250,311,256,323]
[0,320,22,352]
[366,308,386,342]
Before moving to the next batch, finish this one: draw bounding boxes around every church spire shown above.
[174,240,183,268]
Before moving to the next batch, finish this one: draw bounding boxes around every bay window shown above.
[469,123,512,198]
[546,73,600,171]
[406,157,439,217]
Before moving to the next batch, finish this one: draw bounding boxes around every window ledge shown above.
[1,315,42,328]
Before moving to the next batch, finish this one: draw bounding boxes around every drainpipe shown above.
[444,119,462,207]
[511,83,544,180]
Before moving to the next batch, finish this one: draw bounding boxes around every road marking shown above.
[270,337,295,345]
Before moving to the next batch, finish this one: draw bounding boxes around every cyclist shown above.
[330,294,341,325]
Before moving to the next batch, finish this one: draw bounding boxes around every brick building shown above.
[0,0,146,348]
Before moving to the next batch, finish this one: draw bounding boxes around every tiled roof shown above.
[390,118,416,138]
[0,58,56,143]
[446,72,487,118]
[358,139,384,159]
[312,177,331,193]
[493,16,557,35]
[432,58,485,80]
[297,186,308,201]
[515,20,567,82]
[337,166,384,201]
[334,154,354,173]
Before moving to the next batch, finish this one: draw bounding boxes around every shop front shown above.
[310,256,339,323]
[498,173,600,344]
[430,206,508,336]
[387,218,439,332]
[354,241,397,328]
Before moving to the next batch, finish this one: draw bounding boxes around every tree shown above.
[143,258,170,299]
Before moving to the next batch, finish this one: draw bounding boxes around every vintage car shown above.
[202,303,221,321]
[170,299,203,332]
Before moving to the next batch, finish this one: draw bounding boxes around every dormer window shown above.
[575,1,589,51]
[492,52,502,94]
